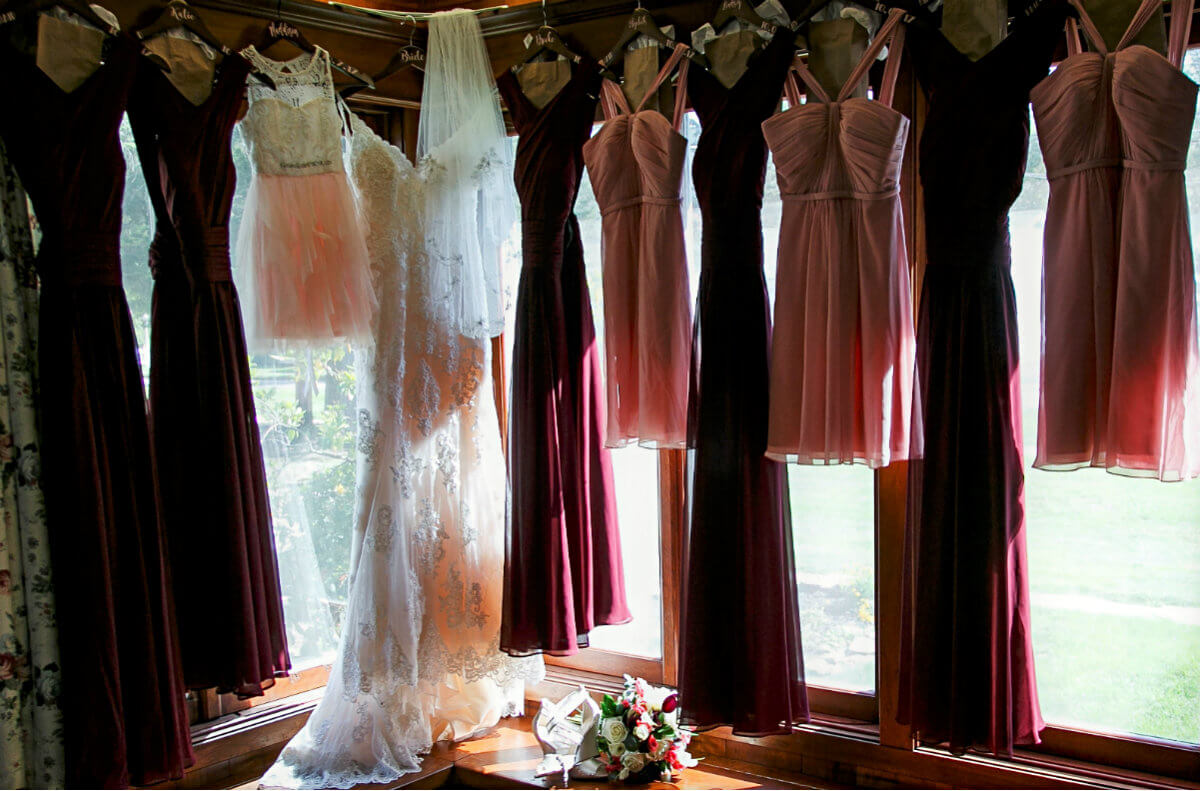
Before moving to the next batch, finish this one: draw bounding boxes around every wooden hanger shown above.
[136,0,279,87]
[341,13,422,98]
[600,2,709,69]
[712,0,772,35]
[786,0,939,30]
[0,0,120,35]
[253,14,374,88]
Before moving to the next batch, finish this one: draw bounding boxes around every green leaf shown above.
[601,693,620,718]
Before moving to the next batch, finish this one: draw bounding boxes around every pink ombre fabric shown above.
[582,44,693,449]
[1032,0,1200,480]
[762,9,920,467]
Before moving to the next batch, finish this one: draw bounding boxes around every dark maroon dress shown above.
[127,54,290,697]
[0,33,193,787]
[498,60,631,656]
[898,1,1070,756]
[681,30,809,736]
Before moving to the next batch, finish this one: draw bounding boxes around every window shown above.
[508,110,880,691]
[1007,50,1200,746]
[118,118,349,676]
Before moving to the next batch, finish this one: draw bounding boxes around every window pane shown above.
[118,117,348,673]
[1008,54,1200,744]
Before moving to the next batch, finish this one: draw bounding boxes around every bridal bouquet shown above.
[596,675,699,783]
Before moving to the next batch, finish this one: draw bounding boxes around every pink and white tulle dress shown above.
[235,45,375,349]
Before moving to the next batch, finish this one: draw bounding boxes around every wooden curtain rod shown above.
[327,1,510,22]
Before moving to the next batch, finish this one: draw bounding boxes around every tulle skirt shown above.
[235,171,376,350]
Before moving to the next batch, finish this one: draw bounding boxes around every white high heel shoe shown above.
[532,686,603,784]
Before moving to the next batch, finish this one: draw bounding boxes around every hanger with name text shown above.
[340,13,422,99]
[600,2,709,69]
[252,8,373,89]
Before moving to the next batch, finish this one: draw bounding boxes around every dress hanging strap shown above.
[600,78,633,119]
[1168,0,1195,67]
[1068,0,1110,55]
[790,55,831,104]
[672,54,691,130]
[876,17,906,107]
[1115,0,1169,50]
[782,67,804,108]
[635,42,690,113]
[837,7,906,103]
[1065,16,1084,56]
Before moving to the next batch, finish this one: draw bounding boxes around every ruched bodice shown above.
[765,100,907,198]
[762,8,917,468]
[1031,0,1199,479]
[583,44,692,449]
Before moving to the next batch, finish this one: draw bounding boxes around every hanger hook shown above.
[275,0,282,20]
[541,0,548,28]
[406,14,416,46]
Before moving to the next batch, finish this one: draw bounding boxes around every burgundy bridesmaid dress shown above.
[681,29,809,735]
[0,32,193,787]
[899,0,1071,756]
[498,59,631,656]
[127,53,291,697]
[582,44,693,450]
[1032,0,1199,480]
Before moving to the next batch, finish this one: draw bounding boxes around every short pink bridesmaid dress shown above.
[1032,0,1200,480]
[762,9,920,467]
[583,44,693,449]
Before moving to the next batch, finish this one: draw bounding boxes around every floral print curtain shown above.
[0,138,64,788]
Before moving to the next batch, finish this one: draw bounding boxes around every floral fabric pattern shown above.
[0,138,64,788]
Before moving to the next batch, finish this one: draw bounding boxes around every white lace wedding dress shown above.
[259,11,542,789]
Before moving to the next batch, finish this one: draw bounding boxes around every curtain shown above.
[0,139,65,788]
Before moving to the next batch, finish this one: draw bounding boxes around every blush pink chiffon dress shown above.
[583,44,693,449]
[762,8,920,468]
[1032,0,1199,480]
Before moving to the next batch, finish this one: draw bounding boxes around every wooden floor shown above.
[240,716,837,790]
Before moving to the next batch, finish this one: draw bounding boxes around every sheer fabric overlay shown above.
[417,10,515,340]
[260,14,541,788]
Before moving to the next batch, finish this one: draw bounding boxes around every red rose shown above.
[647,736,657,753]
[662,693,678,713]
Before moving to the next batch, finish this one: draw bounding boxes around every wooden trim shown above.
[659,448,686,687]
[546,650,663,684]
[806,685,877,724]
[1024,726,1200,783]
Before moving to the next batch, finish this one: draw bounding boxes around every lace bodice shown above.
[240,46,344,176]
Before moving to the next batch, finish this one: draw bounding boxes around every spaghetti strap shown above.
[791,56,831,103]
[1065,16,1085,56]
[877,21,906,107]
[837,8,906,102]
[601,78,632,119]
[1115,0,1168,50]
[672,55,691,130]
[1068,0,1109,54]
[1168,0,1195,67]
[634,43,690,113]
[783,67,804,108]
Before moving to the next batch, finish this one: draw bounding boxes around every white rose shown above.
[610,742,627,757]
[633,723,650,741]
[600,717,628,746]
[622,752,646,774]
